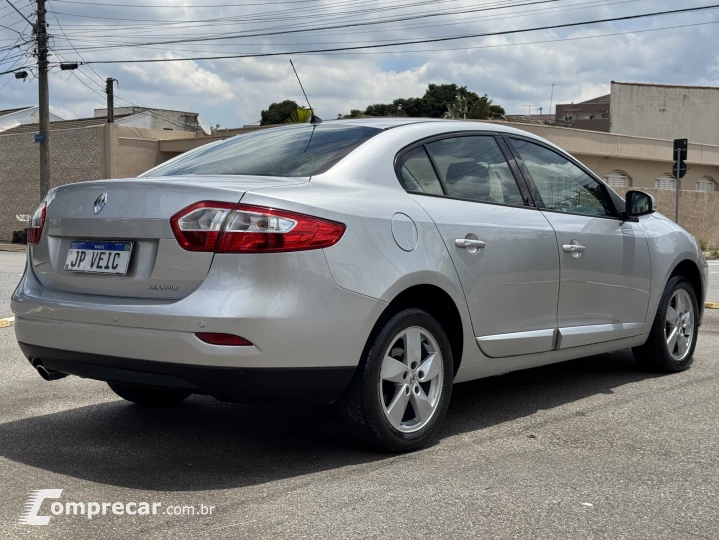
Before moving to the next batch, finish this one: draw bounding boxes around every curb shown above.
[0,317,14,328]
[707,302,719,310]
[0,244,27,253]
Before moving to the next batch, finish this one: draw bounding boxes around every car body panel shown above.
[32,176,307,299]
[10,119,707,402]
[639,213,706,330]
[14,249,385,369]
[540,212,651,330]
[412,195,560,356]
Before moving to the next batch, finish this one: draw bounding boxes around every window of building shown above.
[603,170,631,188]
[696,176,717,192]
[655,175,676,190]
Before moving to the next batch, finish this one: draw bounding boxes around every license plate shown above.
[64,241,133,275]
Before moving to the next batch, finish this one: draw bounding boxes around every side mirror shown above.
[623,190,656,221]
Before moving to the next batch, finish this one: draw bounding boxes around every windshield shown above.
[144,124,381,178]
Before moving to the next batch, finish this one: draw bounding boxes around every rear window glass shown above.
[144,124,381,178]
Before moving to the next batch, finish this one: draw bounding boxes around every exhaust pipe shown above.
[32,359,67,381]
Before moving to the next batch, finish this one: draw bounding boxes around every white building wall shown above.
[0,106,64,132]
[610,82,719,145]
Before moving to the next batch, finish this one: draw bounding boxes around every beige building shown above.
[3,117,719,246]
[610,82,719,146]
[555,94,611,132]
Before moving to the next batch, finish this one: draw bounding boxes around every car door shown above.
[507,137,651,349]
[396,133,560,358]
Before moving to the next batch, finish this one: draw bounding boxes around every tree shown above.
[360,84,498,119]
[260,100,299,125]
[338,109,364,118]
[467,94,506,120]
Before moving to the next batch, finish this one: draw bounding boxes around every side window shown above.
[425,136,524,206]
[398,147,444,195]
[510,139,616,217]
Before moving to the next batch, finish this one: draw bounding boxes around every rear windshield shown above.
[144,124,381,178]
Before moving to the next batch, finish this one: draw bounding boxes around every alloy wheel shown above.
[378,326,444,433]
[665,288,694,362]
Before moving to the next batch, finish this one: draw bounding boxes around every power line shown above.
[47,0,567,50]
[46,2,105,85]
[47,0,644,54]
[46,19,719,60]
[3,0,34,27]
[53,0,326,6]
[49,0,561,31]
[331,20,719,55]
[75,4,719,64]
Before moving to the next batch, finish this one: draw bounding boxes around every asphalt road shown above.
[1,251,718,539]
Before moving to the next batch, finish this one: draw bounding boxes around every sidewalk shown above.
[0,243,26,253]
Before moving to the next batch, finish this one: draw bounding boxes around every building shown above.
[555,95,610,132]
[93,106,209,134]
[609,81,719,146]
[4,115,719,246]
[504,114,555,125]
[0,109,204,242]
[0,106,64,132]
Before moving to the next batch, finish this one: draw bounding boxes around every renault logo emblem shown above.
[94,193,107,215]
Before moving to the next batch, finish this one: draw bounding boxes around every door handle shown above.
[562,244,586,254]
[455,238,486,249]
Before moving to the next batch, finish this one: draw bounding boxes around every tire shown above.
[107,382,191,407]
[339,308,454,452]
[632,276,699,373]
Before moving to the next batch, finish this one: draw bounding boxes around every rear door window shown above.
[397,147,444,195]
[425,136,525,206]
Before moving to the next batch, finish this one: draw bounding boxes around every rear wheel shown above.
[107,382,191,407]
[340,309,453,452]
[632,276,698,373]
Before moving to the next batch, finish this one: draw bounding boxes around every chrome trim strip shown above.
[558,322,644,349]
[476,329,555,358]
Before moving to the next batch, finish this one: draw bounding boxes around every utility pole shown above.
[106,78,115,122]
[36,0,51,200]
[548,83,555,123]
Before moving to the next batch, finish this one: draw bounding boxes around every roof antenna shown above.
[289,59,322,124]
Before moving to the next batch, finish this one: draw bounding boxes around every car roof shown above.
[323,117,524,134]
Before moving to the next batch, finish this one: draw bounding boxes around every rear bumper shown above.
[12,251,386,370]
[19,343,355,404]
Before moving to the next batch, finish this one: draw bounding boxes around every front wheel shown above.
[339,309,453,452]
[108,382,191,407]
[633,276,699,373]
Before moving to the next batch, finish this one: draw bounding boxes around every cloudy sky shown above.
[0,0,717,127]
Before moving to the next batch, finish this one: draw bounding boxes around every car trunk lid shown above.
[31,176,308,299]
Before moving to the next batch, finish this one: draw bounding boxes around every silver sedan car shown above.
[13,119,709,451]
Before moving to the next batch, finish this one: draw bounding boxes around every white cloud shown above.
[0,0,717,125]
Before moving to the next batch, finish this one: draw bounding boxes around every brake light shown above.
[171,202,345,253]
[27,201,46,245]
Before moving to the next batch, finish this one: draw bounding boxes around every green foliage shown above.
[338,109,364,119]
[260,100,299,125]
[286,108,313,123]
[356,84,504,120]
[699,238,708,252]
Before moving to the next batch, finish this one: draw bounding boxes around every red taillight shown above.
[196,333,253,346]
[27,201,46,245]
[171,202,345,253]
